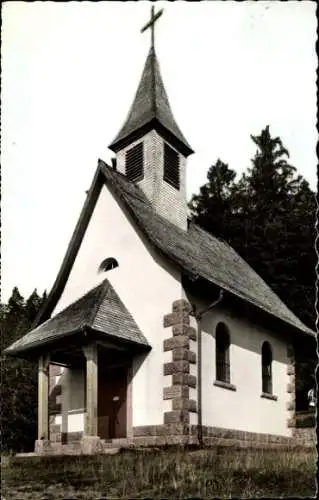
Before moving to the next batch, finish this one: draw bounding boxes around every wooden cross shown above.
[140,5,163,50]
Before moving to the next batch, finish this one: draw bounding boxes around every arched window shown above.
[215,323,230,384]
[98,257,119,273]
[261,341,273,394]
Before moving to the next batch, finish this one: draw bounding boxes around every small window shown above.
[98,257,119,273]
[125,142,144,182]
[164,142,180,189]
[261,341,273,394]
[215,323,230,384]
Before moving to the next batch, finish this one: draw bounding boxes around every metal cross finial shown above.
[140,5,163,50]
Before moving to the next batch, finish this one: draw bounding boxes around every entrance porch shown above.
[3,280,150,455]
[36,341,135,454]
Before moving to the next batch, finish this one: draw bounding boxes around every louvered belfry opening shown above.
[125,142,144,182]
[164,142,180,190]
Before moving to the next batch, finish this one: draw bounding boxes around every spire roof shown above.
[109,47,193,156]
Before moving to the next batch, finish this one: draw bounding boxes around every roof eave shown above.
[183,273,315,339]
[32,166,105,327]
[109,118,194,157]
[3,323,152,360]
[2,327,87,360]
[86,326,151,351]
[108,119,156,153]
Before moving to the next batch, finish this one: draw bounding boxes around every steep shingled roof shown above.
[4,278,150,356]
[99,162,314,338]
[5,160,313,359]
[108,47,193,156]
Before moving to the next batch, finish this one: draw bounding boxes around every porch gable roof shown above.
[4,279,150,356]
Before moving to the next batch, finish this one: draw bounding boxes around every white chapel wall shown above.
[52,183,183,428]
[186,296,291,437]
[54,367,85,433]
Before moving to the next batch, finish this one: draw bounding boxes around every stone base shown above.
[132,424,314,450]
[34,439,52,454]
[80,435,104,454]
[62,431,83,444]
[292,427,316,446]
[33,425,315,455]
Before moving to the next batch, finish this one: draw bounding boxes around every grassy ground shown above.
[1,446,317,499]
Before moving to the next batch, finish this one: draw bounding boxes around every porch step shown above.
[50,442,82,455]
[38,442,121,455]
[110,438,133,446]
[15,452,37,457]
[102,447,121,455]
[101,438,133,450]
[101,440,122,449]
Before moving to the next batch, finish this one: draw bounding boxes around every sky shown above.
[1,1,317,303]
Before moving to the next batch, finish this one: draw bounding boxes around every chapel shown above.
[4,7,315,454]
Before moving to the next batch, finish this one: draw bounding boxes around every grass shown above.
[1,446,317,499]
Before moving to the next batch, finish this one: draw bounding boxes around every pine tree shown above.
[189,126,316,410]
[237,126,314,327]
[25,289,43,326]
[1,288,46,452]
[189,159,238,240]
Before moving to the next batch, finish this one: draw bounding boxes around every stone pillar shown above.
[83,344,98,436]
[61,368,70,444]
[81,344,103,454]
[38,354,50,440]
[163,299,197,432]
[35,355,51,454]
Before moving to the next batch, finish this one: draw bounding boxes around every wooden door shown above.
[98,365,127,439]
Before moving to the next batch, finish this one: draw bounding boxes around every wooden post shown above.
[83,344,98,436]
[38,355,50,441]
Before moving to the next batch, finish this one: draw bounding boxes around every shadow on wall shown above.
[132,351,149,380]
[201,307,287,364]
[49,365,65,417]
[49,364,86,426]
[49,351,150,424]
[185,290,288,365]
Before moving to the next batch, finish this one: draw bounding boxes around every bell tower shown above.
[108,7,193,230]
